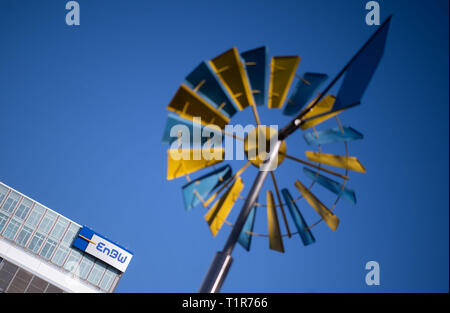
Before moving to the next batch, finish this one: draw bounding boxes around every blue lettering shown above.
[110,249,118,259]
[95,239,128,264]
[103,247,110,256]
[117,254,127,264]
[96,242,105,252]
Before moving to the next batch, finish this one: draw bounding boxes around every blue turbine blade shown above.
[241,46,269,106]
[238,206,257,251]
[185,61,238,118]
[333,18,391,111]
[181,165,232,211]
[161,113,222,146]
[283,72,328,116]
[303,167,356,205]
[281,188,315,246]
[303,126,363,145]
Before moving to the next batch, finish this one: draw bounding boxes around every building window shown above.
[24,204,45,229]
[15,225,33,247]
[64,249,82,273]
[37,210,57,235]
[25,210,58,255]
[27,232,46,253]
[49,218,69,241]
[13,198,33,221]
[0,213,8,233]
[62,223,80,246]
[51,245,70,267]
[99,267,118,292]
[2,219,21,240]
[40,218,70,262]
[0,191,20,215]
[87,262,106,286]
[40,238,58,260]
[78,255,95,280]
[50,222,79,268]
[0,185,8,204]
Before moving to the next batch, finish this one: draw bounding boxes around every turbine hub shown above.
[244,126,287,168]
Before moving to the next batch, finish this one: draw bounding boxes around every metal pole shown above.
[199,141,282,293]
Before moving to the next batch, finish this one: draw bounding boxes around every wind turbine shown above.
[161,16,392,293]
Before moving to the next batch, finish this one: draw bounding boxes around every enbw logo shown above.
[96,241,128,264]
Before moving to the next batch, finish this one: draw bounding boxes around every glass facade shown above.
[0,182,123,293]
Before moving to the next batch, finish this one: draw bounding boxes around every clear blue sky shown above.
[0,0,448,292]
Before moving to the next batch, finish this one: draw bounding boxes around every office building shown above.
[0,181,132,293]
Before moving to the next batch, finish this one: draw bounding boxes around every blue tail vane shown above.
[332,17,391,111]
[161,113,222,146]
[185,61,238,118]
[182,165,232,211]
[238,205,257,251]
[281,189,315,246]
[303,167,356,205]
[283,72,328,116]
[241,46,269,106]
[303,126,363,145]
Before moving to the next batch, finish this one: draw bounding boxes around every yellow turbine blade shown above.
[209,48,254,111]
[298,95,351,130]
[305,151,366,173]
[167,148,225,180]
[270,171,291,237]
[203,161,251,207]
[268,56,300,109]
[204,177,244,236]
[267,190,285,253]
[294,180,340,231]
[167,84,229,129]
[301,95,335,119]
[300,110,343,130]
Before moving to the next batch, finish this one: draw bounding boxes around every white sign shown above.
[85,234,133,272]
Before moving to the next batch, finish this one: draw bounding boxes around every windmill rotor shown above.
[162,16,392,293]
